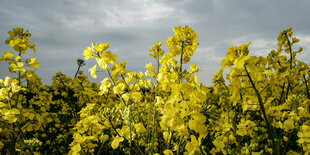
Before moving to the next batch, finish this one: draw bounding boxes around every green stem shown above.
[284,32,293,69]
[284,32,293,100]
[167,131,173,149]
[129,117,132,149]
[74,65,81,78]
[78,82,91,103]
[179,41,184,83]
[151,54,160,155]
[303,75,310,99]
[150,85,157,155]
[147,98,151,145]
[18,51,21,85]
[108,118,122,138]
[244,66,279,154]
[157,53,160,75]
[177,136,183,155]
[278,83,286,105]
[105,68,127,106]
[226,108,230,154]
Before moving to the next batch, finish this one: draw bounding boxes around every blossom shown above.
[111,136,124,149]
[83,46,93,60]
[88,65,97,78]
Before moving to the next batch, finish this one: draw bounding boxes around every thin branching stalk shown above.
[226,107,230,154]
[151,53,160,155]
[244,66,279,154]
[74,65,81,78]
[284,31,293,100]
[177,135,183,155]
[105,68,127,106]
[303,75,310,99]
[179,41,184,83]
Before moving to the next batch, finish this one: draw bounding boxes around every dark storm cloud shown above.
[1,0,310,85]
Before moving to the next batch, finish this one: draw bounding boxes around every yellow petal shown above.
[88,65,97,79]
[163,149,173,155]
[111,136,124,149]
[83,47,93,60]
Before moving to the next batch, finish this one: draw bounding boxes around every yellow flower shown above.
[163,149,173,155]
[113,83,126,94]
[283,118,295,132]
[88,65,97,79]
[166,25,198,63]
[99,78,111,95]
[119,126,132,139]
[70,143,82,155]
[189,64,199,74]
[212,139,226,153]
[189,112,207,137]
[234,55,249,69]
[134,123,146,133]
[122,93,130,102]
[15,56,21,61]
[1,108,20,123]
[26,57,40,69]
[237,118,256,137]
[145,63,156,77]
[149,42,164,58]
[96,51,117,69]
[99,134,109,143]
[111,136,124,149]
[4,77,11,86]
[297,125,310,144]
[8,61,26,73]
[131,92,142,102]
[93,42,109,53]
[1,51,13,60]
[83,46,93,60]
[185,135,201,155]
[292,37,300,43]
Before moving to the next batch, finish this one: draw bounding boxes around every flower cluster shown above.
[0,26,309,155]
[211,27,310,154]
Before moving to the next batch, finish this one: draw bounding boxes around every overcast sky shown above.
[1,0,310,86]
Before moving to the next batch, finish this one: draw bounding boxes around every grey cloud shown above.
[1,0,310,86]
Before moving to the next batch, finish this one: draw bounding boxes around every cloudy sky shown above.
[1,0,310,86]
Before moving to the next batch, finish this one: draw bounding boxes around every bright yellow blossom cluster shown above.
[5,28,36,54]
[166,25,198,64]
[211,27,310,154]
[0,26,309,155]
[149,42,165,58]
